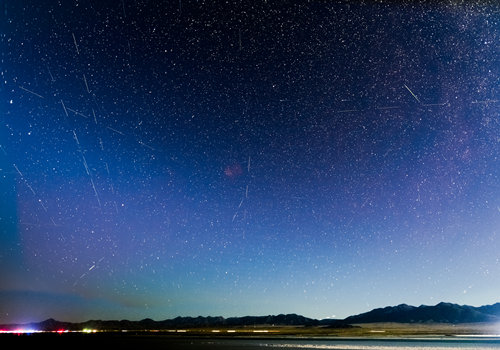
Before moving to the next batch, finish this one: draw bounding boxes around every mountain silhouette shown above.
[344,302,500,323]
[3,302,500,331]
[0,313,349,332]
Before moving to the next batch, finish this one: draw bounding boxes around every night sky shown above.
[1,0,499,324]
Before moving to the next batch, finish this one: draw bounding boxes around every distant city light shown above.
[82,328,97,333]
[0,329,41,334]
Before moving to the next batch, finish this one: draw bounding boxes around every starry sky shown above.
[0,0,499,324]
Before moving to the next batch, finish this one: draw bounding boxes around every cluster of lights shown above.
[82,328,98,333]
[0,329,43,335]
[0,329,97,335]
[0,328,285,335]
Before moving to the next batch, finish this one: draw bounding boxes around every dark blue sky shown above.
[1,0,499,324]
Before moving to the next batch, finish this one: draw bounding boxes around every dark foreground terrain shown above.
[4,323,500,349]
[6,332,500,350]
[1,333,244,349]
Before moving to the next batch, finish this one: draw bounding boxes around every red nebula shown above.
[224,163,243,179]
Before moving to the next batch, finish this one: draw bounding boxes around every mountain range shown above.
[3,302,500,331]
[0,313,349,332]
[345,302,500,324]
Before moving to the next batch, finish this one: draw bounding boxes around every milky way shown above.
[0,1,499,323]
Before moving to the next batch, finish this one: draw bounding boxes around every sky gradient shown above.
[1,0,499,324]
